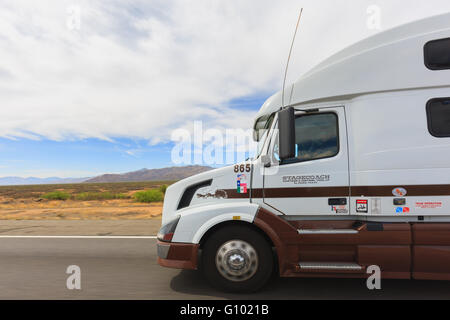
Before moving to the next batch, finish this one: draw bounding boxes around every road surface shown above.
[0,237,449,299]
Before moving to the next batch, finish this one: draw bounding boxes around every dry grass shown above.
[0,181,173,220]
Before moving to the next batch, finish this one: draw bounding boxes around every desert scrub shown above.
[159,184,168,194]
[74,192,129,201]
[41,191,71,200]
[133,189,164,203]
[0,181,175,199]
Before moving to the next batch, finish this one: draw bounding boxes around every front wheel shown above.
[201,225,274,293]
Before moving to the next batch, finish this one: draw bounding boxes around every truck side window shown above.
[273,112,339,164]
[424,37,450,70]
[427,98,450,137]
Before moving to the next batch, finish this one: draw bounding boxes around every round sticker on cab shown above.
[392,187,407,197]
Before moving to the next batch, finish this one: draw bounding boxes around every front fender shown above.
[171,202,259,244]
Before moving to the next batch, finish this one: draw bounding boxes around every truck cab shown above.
[157,13,450,292]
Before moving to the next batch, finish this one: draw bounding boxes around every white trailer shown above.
[157,13,450,292]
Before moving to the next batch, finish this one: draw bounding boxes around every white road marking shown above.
[0,235,157,239]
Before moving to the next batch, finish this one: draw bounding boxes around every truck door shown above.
[263,106,350,215]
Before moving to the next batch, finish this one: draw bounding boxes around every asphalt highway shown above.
[0,237,449,299]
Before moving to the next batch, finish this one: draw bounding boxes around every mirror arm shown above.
[261,155,271,168]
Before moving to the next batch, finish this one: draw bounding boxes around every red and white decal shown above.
[415,201,443,209]
[332,205,348,214]
[356,199,368,213]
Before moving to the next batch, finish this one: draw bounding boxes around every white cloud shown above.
[0,0,449,143]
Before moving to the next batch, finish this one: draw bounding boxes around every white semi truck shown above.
[157,13,450,292]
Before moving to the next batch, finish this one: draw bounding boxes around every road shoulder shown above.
[0,219,161,236]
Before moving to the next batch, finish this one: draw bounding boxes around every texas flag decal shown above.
[237,174,248,194]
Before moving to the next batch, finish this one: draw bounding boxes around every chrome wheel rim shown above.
[215,240,258,282]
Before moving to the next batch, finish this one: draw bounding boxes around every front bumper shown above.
[157,240,199,270]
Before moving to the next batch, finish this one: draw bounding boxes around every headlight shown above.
[157,216,180,242]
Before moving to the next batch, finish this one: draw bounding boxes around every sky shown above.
[0,0,450,178]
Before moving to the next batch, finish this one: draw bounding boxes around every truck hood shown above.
[161,164,251,224]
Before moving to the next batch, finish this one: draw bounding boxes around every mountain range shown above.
[84,165,212,183]
[0,165,213,186]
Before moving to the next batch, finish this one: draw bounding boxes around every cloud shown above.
[0,0,449,143]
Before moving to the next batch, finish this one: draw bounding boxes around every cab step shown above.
[296,262,364,273]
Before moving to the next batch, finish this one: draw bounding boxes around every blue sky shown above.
[1,1,449,178]
[0,137,176,178]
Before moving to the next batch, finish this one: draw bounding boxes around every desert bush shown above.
[41,191,71,201]
[133,189,164,203]
[74,192,129,201]
[159,184,168,194]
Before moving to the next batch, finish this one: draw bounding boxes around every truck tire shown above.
[201,225,273,293]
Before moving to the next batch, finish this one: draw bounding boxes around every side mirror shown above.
[278,107,296,160]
